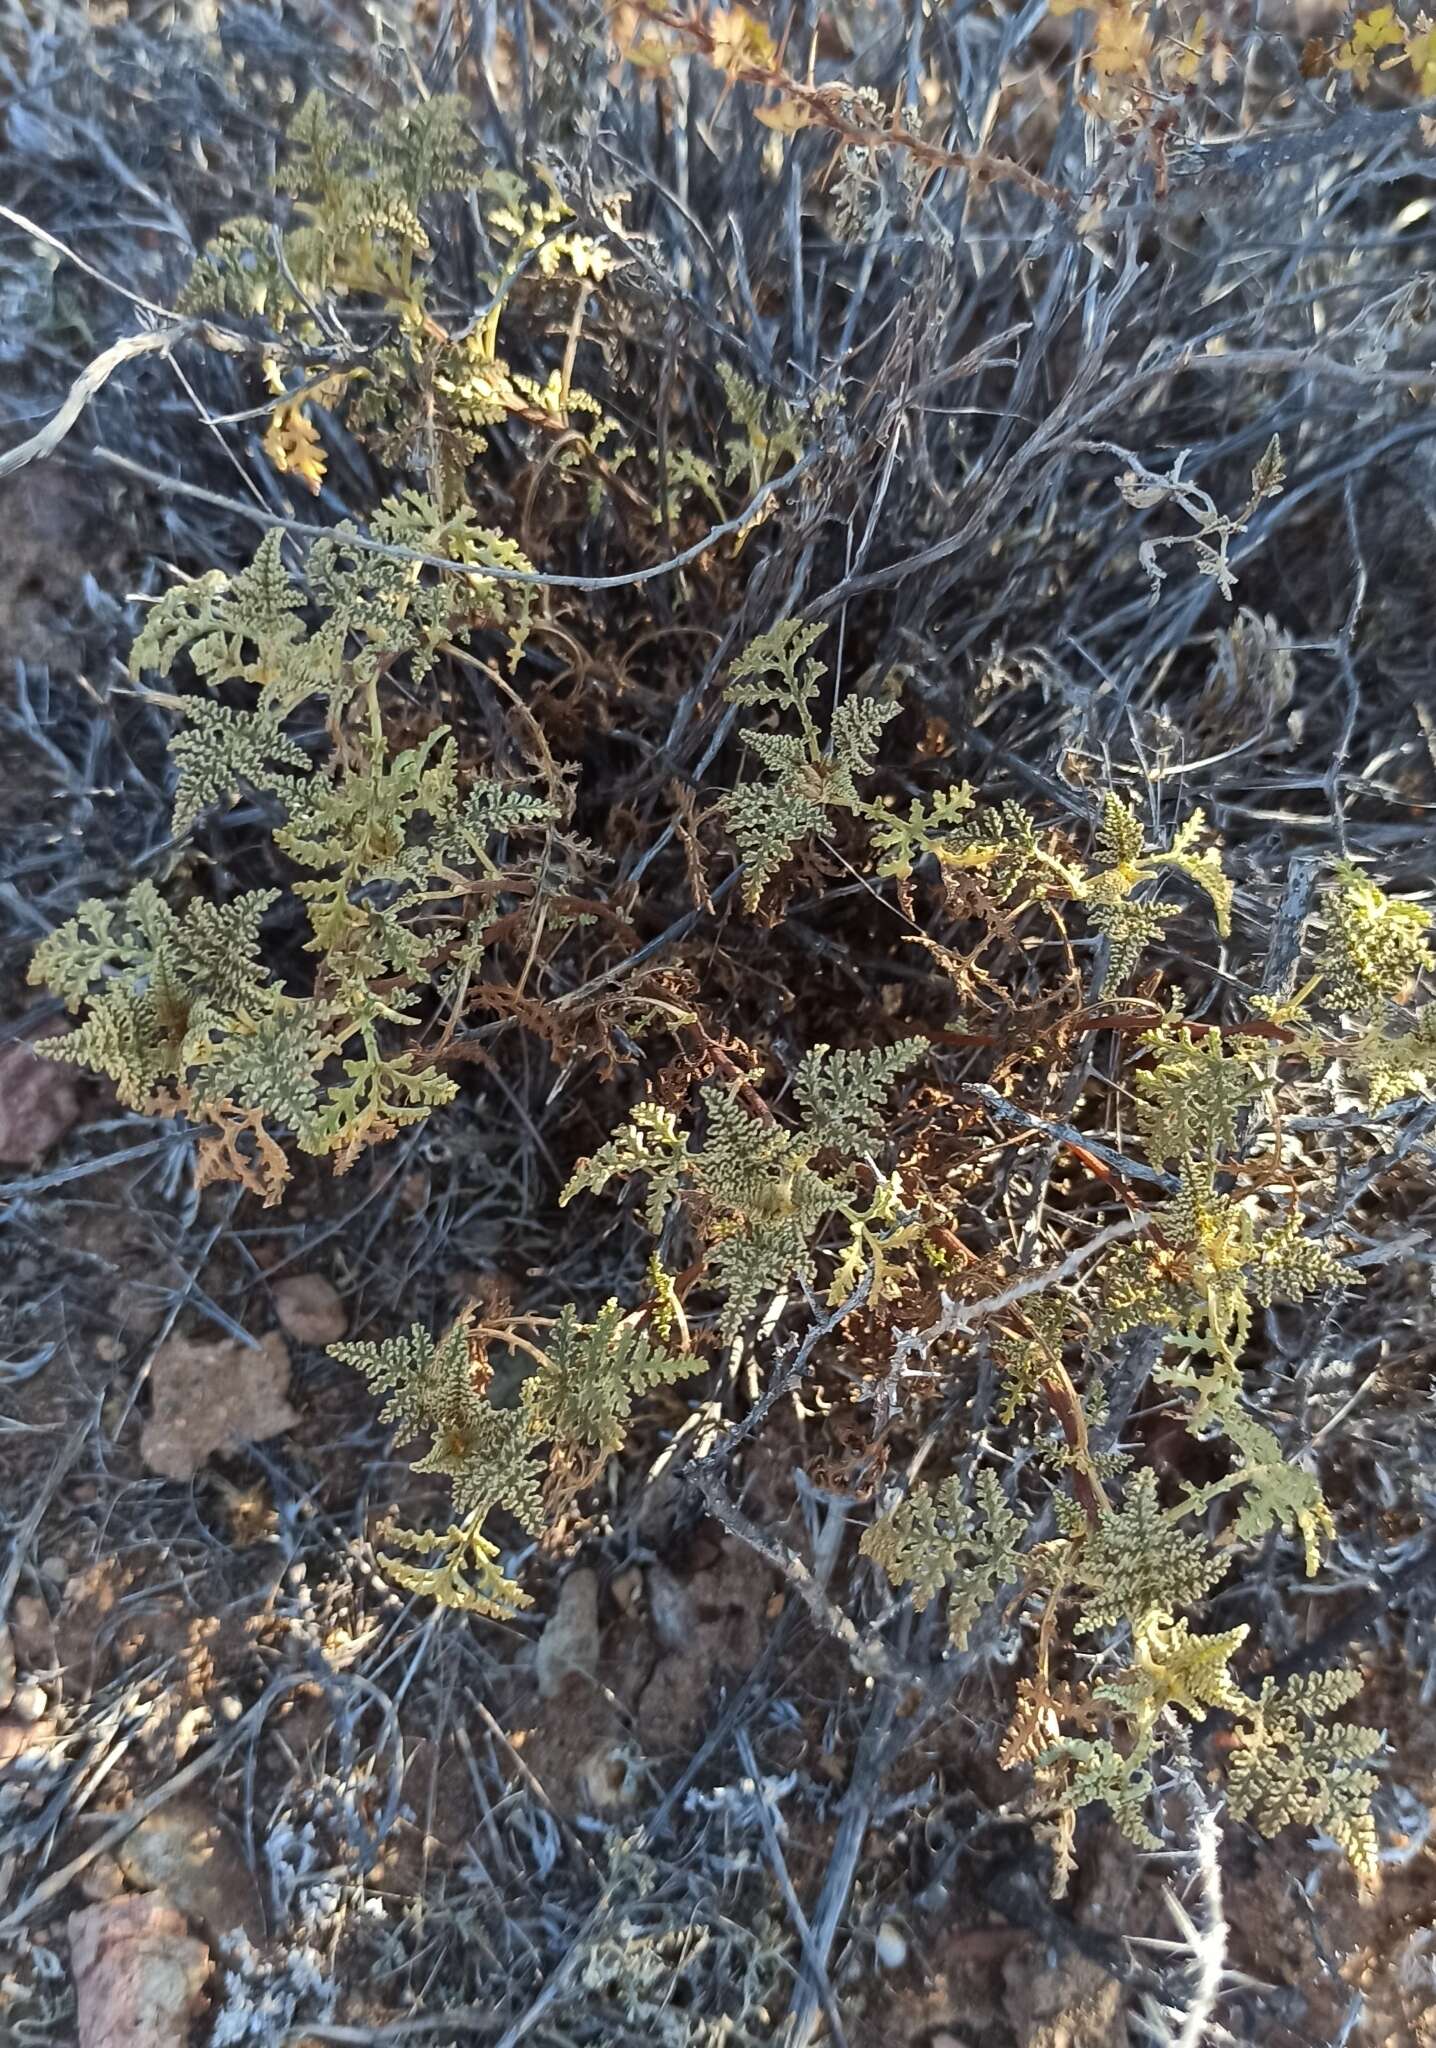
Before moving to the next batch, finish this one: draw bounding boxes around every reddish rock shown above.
[0,1033,82,1163]
[68,1896,210,2048]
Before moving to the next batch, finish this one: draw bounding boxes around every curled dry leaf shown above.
[140,1330,298,1481]
[68,1896,211,2048]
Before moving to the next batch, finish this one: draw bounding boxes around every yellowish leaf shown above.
[1406,20,1436,93]
[1163,12,1206,83]
[709,6,777,76]
[754,94,812,132]
[263,403,326,494]
[1333,5,1403,85]
[611,4,675,71]
[1092,1,1152,82]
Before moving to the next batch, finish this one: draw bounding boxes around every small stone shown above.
[646,1564,694,1653]
[141,1330,297,1482]
[68,1896,211,2048]
[114,1795,264,1942]
[536,1567,600,1700]
[0,1623,14,1713]
[11,1683,48,1724]
[38,1556,68,1589]
[215,1694,243,1724]
[0,1032,83,1164]
[271,1273,347,1346]
[875,1920,908,1970]
[79,1854,126,1903]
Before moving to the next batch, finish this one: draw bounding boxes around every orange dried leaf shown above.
[195,1099,292,1206]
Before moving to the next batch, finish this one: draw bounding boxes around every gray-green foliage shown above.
[562,1039,926,1335]
[332,1301,699,1616]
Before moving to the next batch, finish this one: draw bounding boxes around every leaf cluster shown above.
[562,1039,926,1335]
[332,1300,701,1615]
[30,518,564,1197]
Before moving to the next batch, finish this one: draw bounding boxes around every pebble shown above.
[68,1896,211,2048]
[646,1564,695,1653]
[11,1683,48,1724]
[78,1855,126,1903]
[536,1567,600,1700]
[272,1272,348,1345]
[11,1594,55,1669]
[875,1920,908,1970]
[114,1795,264,1941]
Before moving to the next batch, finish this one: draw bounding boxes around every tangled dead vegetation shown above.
[5,2,1436,2044]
